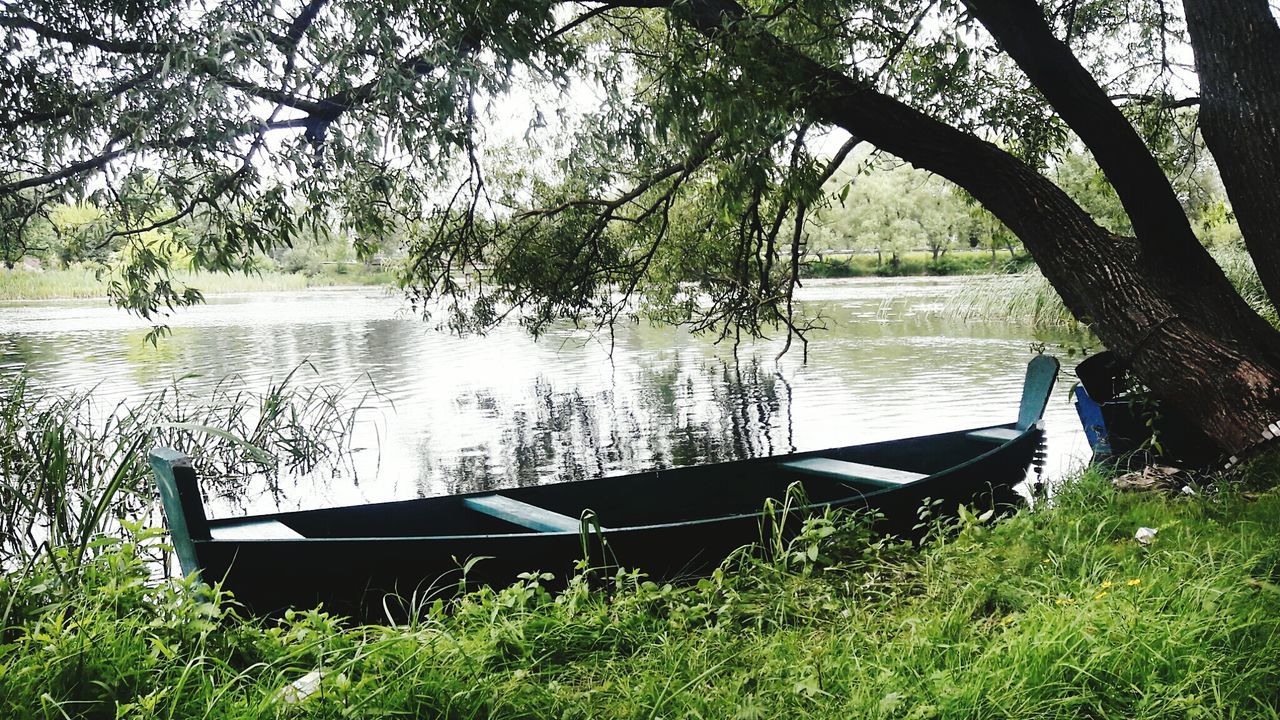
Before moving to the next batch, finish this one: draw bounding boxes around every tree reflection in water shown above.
[428,356,794,497]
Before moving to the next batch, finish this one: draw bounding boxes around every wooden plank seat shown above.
[777,457,926,488]
[965,427,1022,443]
[210,518,305,540]
[463,494,585,533]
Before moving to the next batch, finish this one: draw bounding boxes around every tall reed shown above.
[0,367,377,575]
[942,246,1279,328]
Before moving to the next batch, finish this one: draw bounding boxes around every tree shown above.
[812,159,970,265]
[2,0,1280,456]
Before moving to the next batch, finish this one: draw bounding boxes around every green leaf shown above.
[153,422,273,464]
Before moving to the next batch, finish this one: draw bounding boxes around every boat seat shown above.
[463,494,583,533]
[966,427,1022,443]
[209,518,305,540]
[777,457,926,488]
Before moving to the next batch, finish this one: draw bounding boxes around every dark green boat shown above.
[150,356,1058,619]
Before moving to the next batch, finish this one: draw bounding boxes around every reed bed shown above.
[942,270,1081,328]
[2,460,1278,718]
[941,247,1278,329]
[0,368,378,576]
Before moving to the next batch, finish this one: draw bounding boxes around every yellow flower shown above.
[1127,578,1142,586]
[1100,580,1113,589]
[1094,590,1109,600]
[1054,597,1075,606]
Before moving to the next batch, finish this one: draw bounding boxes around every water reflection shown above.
[0,278,1094,517]
[423,358,792,497]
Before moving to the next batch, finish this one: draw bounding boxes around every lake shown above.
[0,277,1093,516]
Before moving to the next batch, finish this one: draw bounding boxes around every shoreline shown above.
[0,266,395,302]
[4,465,1277,717]
[0,255,1016,303]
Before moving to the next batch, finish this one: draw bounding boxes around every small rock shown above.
[1134,527,1158,545]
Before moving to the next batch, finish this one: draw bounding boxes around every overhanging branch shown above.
[0,118,310,196]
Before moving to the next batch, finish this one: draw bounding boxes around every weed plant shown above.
[2,466,1278,718]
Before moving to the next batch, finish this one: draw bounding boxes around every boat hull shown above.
[188,425,1043,619]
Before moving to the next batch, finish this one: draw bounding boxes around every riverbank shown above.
[802,250,1026,278]
[3,466,1277,718]
[0,265,394,301]
[0,253,1013,302]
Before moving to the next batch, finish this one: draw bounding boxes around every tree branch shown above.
[1108,92,1201,109]
[0,67,163,133]
[0,13,165,54]
[960,0,1206,264]
[0,118,310,196]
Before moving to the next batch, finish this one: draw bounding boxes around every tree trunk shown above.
[670,0,1280,453]
[961,1,1207,265]
[1183,0,1280,309]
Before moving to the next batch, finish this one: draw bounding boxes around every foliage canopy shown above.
[7,0,1280,451]
[0,1,1207,332]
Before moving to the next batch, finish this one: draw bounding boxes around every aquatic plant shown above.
[942,246,1278,329]
[0,368,377,575]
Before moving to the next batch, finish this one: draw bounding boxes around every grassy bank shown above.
[0,265,394,302]
[3,462,1278,718]
[802,250,1028,278]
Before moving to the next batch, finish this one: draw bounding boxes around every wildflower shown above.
[1100,580,1113,589]
[1054,597,1075,606]
[1094,590,1109,600]
[1126,578,1142,586]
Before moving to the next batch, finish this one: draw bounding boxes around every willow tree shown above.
[3,0,1279,457]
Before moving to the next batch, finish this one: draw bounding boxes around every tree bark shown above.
[1183,0,1280,309]
[667,0,1280,454]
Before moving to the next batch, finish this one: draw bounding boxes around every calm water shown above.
[0,277,1092,515]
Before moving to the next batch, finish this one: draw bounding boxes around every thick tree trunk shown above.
[669,0,1280,453]
[1183,0,1280,309]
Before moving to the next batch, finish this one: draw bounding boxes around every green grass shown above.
[802,251,1028,278]
[0,265,394,301]
[3,462,1279,718]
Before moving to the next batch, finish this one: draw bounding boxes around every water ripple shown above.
[0,280,1091,515]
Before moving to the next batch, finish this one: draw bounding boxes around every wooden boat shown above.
[150,356,1058,619]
